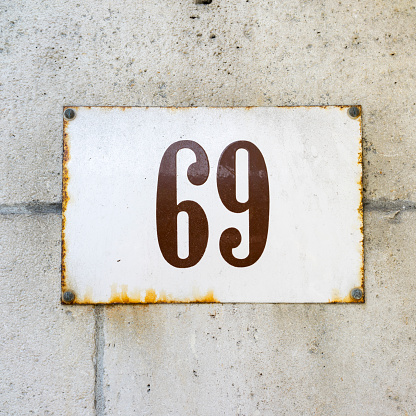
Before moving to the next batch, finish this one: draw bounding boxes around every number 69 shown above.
[156,140,269,268]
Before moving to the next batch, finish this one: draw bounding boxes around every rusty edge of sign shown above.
[61,106,364,305]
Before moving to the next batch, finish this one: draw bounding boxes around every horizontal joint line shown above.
[0,203,62,215]
[364,199,416,212]
[1,200,415,215]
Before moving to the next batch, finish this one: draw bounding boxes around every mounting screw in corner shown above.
[348,106,360,119]
[62,290,75,304]
[63,108,76,121]
[350,288,363,301]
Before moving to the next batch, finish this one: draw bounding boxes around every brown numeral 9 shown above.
[156,141,209,268]
[217,141,269,267]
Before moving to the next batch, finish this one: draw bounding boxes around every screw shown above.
[63,108,76,121]
[350,288,363,300]
[62,290,75,304]
[195,0,212,4]
[348,106,360,119]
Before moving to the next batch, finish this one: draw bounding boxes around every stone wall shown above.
[1,1,415,414]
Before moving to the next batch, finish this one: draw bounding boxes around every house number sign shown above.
[62,106,363,304]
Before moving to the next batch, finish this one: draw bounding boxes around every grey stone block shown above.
[99,211,416,415]
[1,1,416,203]
[0,214,95,415]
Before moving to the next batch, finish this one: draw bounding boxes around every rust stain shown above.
[359,264,365,293]
[62,105,359,112]
[103,286,219,304]
[83,106,139,111]
[166,106,197,112]
[144,289,157,303]
[83,106,201,113]
[82,287,93,303]
[109,284,131,303]
[61,107,75,299]
[358,194,364,293]
[329,106,364,304]
[357,105,364,293]
[189,290,217,303]
[329,288,364,304]
[157,290,169,302]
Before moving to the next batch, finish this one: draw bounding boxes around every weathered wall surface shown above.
[1,0,415,415]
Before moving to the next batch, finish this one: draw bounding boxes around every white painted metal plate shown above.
[62,106,363,304]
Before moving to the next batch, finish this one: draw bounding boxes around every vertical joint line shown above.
[94,306,105,416]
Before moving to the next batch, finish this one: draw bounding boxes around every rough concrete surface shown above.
[1,0,416,414]
[101,211,416,416]
[1,0,416,204]
[0,215,95,415]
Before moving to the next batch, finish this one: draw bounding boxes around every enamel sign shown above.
[62,106,363,304]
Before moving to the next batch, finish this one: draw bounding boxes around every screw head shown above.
[63,108,76,121]
[62,290,75,304]
[351,288,363,300]
[348,106,360,119]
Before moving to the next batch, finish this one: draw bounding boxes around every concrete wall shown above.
[1,0,415,414]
